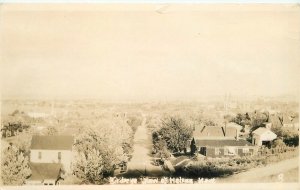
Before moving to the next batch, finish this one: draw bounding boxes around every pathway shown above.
[120,115,169,178]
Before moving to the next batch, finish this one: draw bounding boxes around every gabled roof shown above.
[193,125,237,139]
[29,163,62,181]
[195,139,253,147]
[30,135,74,150]
[252,127,275,136]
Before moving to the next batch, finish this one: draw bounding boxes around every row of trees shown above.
[1,122,30,138]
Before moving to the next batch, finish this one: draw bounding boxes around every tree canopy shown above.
[1,144,31,185]
[155,116,193,153]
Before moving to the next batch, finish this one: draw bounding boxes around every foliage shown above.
[72,118,133,184]
[190,138,197,156]
[154,116,193,153]
[174,159,236,178]
[272,127,299,146]
[72,150,105,184]
[272,138,286,148]
[1,144,31,185]
[126,115,143,133]
[11,133,32,157]
[152,138,172,159]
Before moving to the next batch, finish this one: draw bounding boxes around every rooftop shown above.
[195,139,253,147]
[28,163,62,181]
[193,125,238,139]
[30,135,74,150]
[252,127,274,135]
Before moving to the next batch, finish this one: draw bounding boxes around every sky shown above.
[1,4,300,101]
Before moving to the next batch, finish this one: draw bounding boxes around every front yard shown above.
[170,146,298,179]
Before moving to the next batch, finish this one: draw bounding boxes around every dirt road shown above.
[218,157,299,183]
[120,115,169,178]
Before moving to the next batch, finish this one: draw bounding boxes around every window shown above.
[224,147,237,156]
[215,148,220,156]
[58,152,61,161]
[38,152,42,159]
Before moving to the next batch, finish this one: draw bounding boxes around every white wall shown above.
[30,150,73,172]
[252,134,262,146]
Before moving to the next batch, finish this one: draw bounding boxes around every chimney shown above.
[235,129,239,141]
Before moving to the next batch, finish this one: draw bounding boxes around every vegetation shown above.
[72,118,134,184]
[153,116,193,154]
[1,144,31,185]
[190,138,197,156]
[175,146,298,179]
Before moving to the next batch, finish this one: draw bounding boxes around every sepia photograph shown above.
[0,2,299,189]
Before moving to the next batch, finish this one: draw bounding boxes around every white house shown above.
[27,135,74,185]
[252,128,277,146]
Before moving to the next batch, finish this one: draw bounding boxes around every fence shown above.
[257,146,297,156]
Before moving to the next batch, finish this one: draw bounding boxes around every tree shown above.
[250,112,268,132]
[1,144,31,185]
[72,119,131,184]
[272,138,286,148]
[72,150,105,184]
[158,116,193,153]
[190,138,197,156]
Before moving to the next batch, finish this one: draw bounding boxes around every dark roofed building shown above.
[30,135,74,150]
[194,139,256,158]
[188,124,256,157]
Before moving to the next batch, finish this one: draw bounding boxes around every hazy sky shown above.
[1,4,300,101]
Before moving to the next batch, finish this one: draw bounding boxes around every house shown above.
[194,139,256,157]
[187,125,257,157]
[26,135,74,185]
[252,128,277,146]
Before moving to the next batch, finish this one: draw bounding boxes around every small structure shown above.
[252,128,277,146]
[26,135,74,185]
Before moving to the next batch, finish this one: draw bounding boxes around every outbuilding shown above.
[252,127,277,147]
